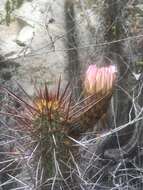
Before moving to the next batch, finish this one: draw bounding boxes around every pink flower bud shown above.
[84,64,117,95]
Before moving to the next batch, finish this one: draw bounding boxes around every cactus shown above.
[0,64,117,189]
[70,64,117,133]
[0,79,77,189]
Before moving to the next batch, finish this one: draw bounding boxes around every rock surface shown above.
[0,0,68,95]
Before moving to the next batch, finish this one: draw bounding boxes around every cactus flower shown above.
[84,64,117,95]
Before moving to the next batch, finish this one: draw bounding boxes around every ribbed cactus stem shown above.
[32,113,74,189]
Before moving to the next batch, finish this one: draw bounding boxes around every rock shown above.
[0,0,67,95]
[16,25,34,46]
